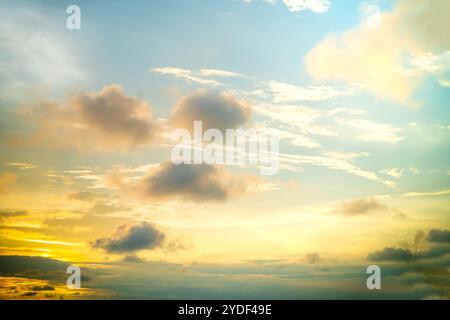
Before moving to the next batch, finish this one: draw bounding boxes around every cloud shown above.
[334,117,404,144]
[427,229,450,244]
[9,85,158,152]
[266,80,355,103]
[89,201,130,215]
[305,0,450,103]
[368,247,416,262]
[403,189,450,198]
[92,222,165,254]
[123,255,145,263]
[108,161,260,202]
[303,253,323,265]
[0,4,84,100]
[381,168,404,179]
[170,89,251,132]
[0,209,28,221]
[67,192,98,202]
[244,0,330,13]
[150,67,242,87]
[282,0,330,13]
[366,241,450,299]
[332,198,388,216]
[413,231,427,249]
[4,162,38,170]
[0,172,17,193]
[368,229,450,262]
[0,255,68,280]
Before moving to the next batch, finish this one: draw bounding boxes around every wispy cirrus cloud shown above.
[403,189,450,198]
[244,0,330,13]
[4,162,38,170]
[150,67,242,87]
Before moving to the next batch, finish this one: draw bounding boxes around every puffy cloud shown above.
[92,222,165,253]
[368,247,416,262]
[395,0,450,53]
[427,229,450,244]
[305,0,450,103]
[9,85,158,152]
[368,229,450,262]
[108,161,260,202]
[170,90,251,132]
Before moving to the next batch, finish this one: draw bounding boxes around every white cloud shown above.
[403,189,450,197]
[150,67,221,86]
[305,0,450,103]
[381,168,403,179]
[150,67,243,87]
[198,69,242,78]
[243,0,330,13]
[282,0,330,13]
[335,117,404,144]
[267,80,355,103]
[0,5,85,97]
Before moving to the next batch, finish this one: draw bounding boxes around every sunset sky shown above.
[0,0,449,299]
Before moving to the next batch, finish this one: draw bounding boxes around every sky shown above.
[0,0,449,300]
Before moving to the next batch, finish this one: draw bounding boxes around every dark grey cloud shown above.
[92,222,165,253]
[0,255,68,280]
[368,229,450,263]
[139,162,228,202]
[368,247,416,262]
[366,228,450,299]
[170,89,251,132]
[109,161,257,203]
[427,229,450,244]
